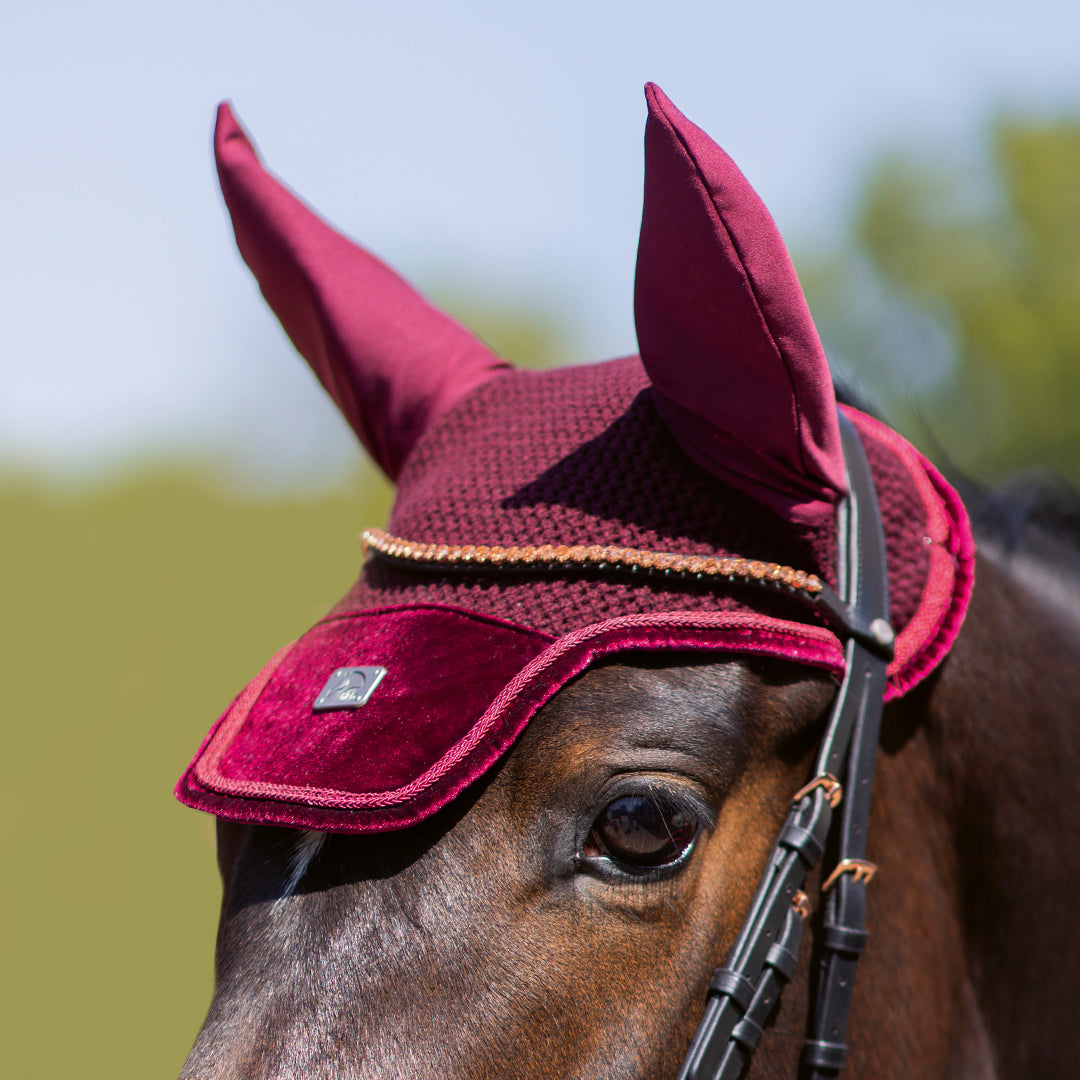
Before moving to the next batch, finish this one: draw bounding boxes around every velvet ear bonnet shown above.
[177,86,974,834]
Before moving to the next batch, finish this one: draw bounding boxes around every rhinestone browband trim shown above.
[361,527,823,596]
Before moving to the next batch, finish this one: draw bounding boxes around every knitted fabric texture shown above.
[340,357,841,632]
[336,356,943,651]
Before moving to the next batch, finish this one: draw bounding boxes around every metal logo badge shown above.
[313,666,387,712]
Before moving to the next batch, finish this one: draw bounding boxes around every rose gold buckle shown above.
[791,774,843,808]
[792,890,811,920]
[821,858,877,893]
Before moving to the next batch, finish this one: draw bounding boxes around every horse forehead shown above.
[535,659,747,735]
[516,657,830,764]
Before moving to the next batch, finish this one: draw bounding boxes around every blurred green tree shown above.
[1,465,392,1079]
[802,115,1080,483]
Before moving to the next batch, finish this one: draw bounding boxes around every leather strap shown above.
[675,414,891,1080]
[802,416,890,1078]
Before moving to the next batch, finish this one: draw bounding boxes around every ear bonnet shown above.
[177,85,974,833]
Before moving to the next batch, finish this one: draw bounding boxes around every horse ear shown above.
[214,103,510,481]
[634,84,847,525]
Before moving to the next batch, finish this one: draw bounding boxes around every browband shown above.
[360,527,893,657]
[676,412,892,1079]
[362,527,825,595]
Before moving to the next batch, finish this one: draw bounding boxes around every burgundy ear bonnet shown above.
[177,86,974,834]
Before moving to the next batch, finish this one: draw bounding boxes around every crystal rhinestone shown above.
[362,529,821,599]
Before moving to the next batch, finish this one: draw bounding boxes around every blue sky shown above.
[5,1,1079,487]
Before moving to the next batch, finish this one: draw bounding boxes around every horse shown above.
[175,84,1080,1079]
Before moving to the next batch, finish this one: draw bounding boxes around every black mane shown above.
[964,473,1080,557]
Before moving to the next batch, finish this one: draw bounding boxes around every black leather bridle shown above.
[676,414,895,1080]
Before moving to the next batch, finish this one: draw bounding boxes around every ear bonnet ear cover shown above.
[635,84,846,527]
[214,103,508,480]
[176,88,975,834]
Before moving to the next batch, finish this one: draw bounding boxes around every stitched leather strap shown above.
[674,414,891,1080]
[802,416,890,1078]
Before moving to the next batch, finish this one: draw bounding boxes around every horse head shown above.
[175,86,1080,1080]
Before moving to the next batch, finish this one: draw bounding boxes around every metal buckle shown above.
[791,773,843,809]
[821,858,877,893]
[792,890,811,920]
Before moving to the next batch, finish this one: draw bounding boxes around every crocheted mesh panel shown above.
[329,355,930,639]
[862,430,930,633]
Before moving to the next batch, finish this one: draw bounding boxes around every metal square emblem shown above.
[313,666,387,711]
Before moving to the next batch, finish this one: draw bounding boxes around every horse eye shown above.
[585,793,698,868]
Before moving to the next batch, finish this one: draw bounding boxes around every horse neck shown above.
[918,550,1080,1075]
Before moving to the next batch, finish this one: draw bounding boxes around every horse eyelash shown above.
[577,778,715,869]
[640,780,716,832]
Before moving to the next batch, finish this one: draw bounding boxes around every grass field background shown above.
[2,466,390,1077]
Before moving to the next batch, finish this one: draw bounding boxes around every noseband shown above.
[676,413,894,1080]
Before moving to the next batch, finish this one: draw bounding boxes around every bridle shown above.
[676,413,894,1080]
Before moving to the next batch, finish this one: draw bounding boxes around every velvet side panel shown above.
[177,608,845,834]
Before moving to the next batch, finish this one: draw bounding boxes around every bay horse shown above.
[175,85,1080,1079]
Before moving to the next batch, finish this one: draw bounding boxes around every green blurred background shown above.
[802,114,1080,484]
[5,34,1080,1080]
[0,307,560,1076]
[1,466,390,1074]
